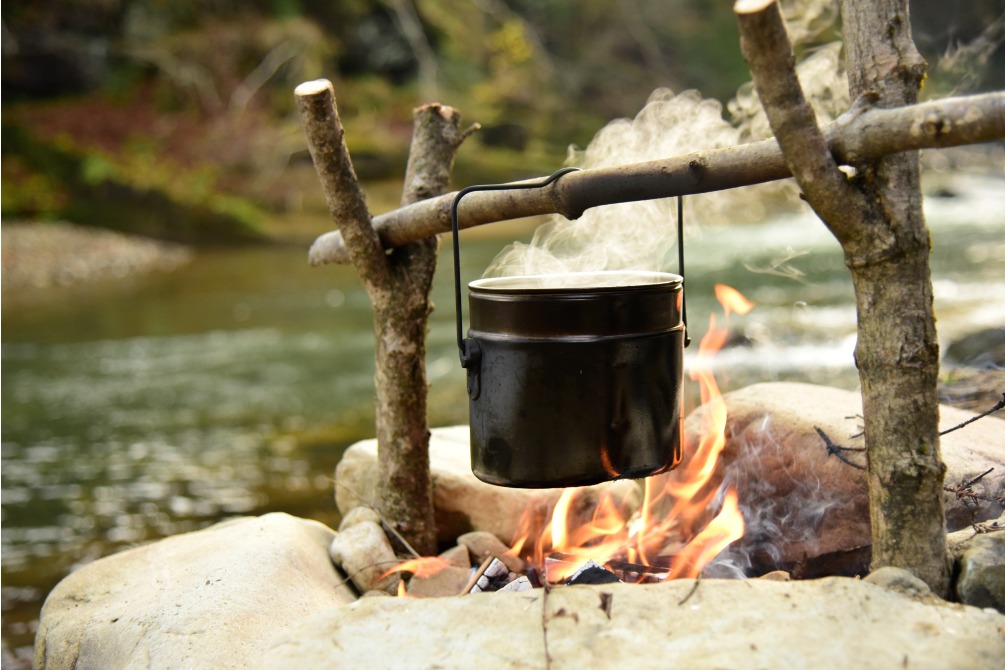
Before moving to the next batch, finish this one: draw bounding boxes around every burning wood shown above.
[464,556,514,594]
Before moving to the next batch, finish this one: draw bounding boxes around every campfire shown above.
[377,285,755,596]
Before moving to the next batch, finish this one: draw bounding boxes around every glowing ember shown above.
[509,284,751,583]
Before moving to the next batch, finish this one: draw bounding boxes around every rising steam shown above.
[485,2,848,280]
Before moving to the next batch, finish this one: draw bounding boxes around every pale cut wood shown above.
[733,0,775,14]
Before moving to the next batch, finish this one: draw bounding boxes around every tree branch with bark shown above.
[309,91,1005,266]
[735,0,950,594]
[295,79,477,554]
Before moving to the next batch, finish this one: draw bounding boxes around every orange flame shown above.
[715,283,754,316]
[379,286,753,594]
[510,286,752,583]
[379,556,451,581]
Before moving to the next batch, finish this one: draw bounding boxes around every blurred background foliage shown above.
[2,0,1002,242]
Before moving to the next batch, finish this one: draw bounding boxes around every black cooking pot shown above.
[451,170,688,488]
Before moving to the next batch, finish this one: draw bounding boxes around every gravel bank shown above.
[2,221,192,291]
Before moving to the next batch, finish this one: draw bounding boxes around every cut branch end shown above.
[294,79,334,97]
[734,0,776,15]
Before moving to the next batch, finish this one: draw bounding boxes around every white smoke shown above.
[486,4,848,280]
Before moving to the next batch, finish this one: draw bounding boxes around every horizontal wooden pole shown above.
[310,91,1005,265]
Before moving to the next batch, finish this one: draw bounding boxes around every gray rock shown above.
[259,578,1005,669]
[328,521,401,594]
[34,513,354,670]
[953,532,1005,612]
[865,566,933,597]
[334,425,643,546]
[944,328,1005,368]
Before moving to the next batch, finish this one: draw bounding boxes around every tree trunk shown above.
[840,0,949,593]
[735,0,949,594]
[374,104,477,556]
[295,80,476,555]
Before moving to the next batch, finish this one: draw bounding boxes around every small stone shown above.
[864,567,932,597]
[457,531,524,574]
[338,506,382,531]
[407,565,471,598]
[329,521,401,594]
[759,571,791,581]
[439,544,471,570]
[953,532,1005,612]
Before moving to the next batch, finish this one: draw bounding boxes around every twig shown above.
[963,467,995,489]
[815,426,866,470]
[541,578,553,670]
[677,577,701,606]
[943,468,1004,508]
[972,520,1004,534]
[939,393,1005,436]
[381,520,422,560]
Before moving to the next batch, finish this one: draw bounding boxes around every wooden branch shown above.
[294,79,389,287]
[309,91,1005,265]
[371,103,475,555]
[401,104,479,206]
[735,0,876,252]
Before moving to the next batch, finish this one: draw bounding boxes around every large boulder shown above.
[681,382,1004,577]
[34,513,354,670]
[259,578,1005,669]
[334,425,643,546]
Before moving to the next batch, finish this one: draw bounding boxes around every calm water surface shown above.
[2,175,1003,656]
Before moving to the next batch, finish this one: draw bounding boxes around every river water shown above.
[2,174,1003,656]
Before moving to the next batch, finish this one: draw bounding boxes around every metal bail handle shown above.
[450,168,581,386]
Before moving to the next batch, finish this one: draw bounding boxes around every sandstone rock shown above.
[334,425,643,546]
[457,531,524,574]
[406,565,472,598]
[338,505,382,531]
[439,544,471,570]
[328,521,401,594]
[680,382,1005,577]
[34,513,354,670]
[953,532,1005,612]
[259,578,1005,669]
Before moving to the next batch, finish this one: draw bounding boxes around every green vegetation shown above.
[2,0,999,242]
